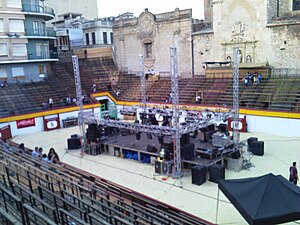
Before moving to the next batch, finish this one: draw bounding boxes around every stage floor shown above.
[100,132,225,166]
[12,126,300,225]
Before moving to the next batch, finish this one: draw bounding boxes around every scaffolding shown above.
[72,55,86,155]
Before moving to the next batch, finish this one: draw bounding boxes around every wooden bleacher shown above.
[0,140,212,225]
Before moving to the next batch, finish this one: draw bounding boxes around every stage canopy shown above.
[219,173,300,225]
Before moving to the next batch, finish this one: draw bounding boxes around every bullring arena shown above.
[1,1,300,225]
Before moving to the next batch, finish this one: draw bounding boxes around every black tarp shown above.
[219,173,300,225]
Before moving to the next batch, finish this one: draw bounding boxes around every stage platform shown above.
[91,132,227,167]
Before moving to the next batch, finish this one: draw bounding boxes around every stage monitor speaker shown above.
[209,164,225,184]
[136,132,141,140]
[192,165,207,185]
[181,143,195,160]
[88,123,98,131]
[161,142,173,152]
[231,150,241,159]
[248,137,258,146]
[180,133,190,145]
[67,138,81,150]
[155,160,162,174]
[162,161,172,175]
[147,145,158,153]
[120,129,130,136]
[71,134,78,139]
[158,136,164,145]
[251,141,264,156]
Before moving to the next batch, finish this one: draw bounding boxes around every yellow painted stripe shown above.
[0,103,100,123]
[1,92,299,123]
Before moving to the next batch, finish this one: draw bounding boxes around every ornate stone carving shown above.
[137,12,156,40]
[230,21,245,42]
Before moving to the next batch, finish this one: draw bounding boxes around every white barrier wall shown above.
[246,115,300,137]
[1,107,300,138]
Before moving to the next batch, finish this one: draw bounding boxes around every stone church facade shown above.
[113,1,300,77]
[112,8,193,77]
[193,0,300,75]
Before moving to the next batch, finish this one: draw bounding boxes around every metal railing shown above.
[28,53,58,60]
[271,68,300,77]
[22,4,55,16]
[25,27,55,37]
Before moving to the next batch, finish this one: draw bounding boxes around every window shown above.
[0,19,3,32]
[110,32,113,44]
[0,43,7,56]
[85,33,89,45]
[145,43,152,58]
[12,67,24,77]
[6,0,21,8]
[12,44,27,56]
[103,32,107,44]
[40,22,45,35]
[33,21,39,34]
[9,19,24,33]
[293,0,300,11]
[92,32,96,45]
[36,43,41,56]
[0,69,7,78]
[38,65,44,74]
[44,43,49,57]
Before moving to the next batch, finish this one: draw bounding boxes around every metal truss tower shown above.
[170,46,183,178]
[232,48,240,149]
[72,55,86,155]
[139,54,147,110]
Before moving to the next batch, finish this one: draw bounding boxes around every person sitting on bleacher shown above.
[48,148,60,164]
[31,147,40,158]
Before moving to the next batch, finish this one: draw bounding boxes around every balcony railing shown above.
[22,4,55,17]
[28,52,58,60]
[25,28,55,37]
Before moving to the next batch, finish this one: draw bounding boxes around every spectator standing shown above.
[289,162,298,185]
[84,49,87,59]
[92,83,96,93]
[49,97,53,108]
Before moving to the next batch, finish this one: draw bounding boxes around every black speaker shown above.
[71,134,78,139]
[181,143,195,160]
[248,137,258,151]
[135,132,141,140]
[251,141,264,156]
[192,165,207,185]
[147,145,158,153]
[161,142,173,152]
[231,150,241,159]
[120,129,130,136]
[209,164,225,184]
[180,133,190,145]
[158,136,164,145]
[162,161,172,175]
[67,138,81,150]
[155,160,162,174]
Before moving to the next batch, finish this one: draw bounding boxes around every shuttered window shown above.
[36,43,41,56]
[0,43,7,56]
[6,0,21,8]
[12,67,24,77]
[0,19,3,32]
[12,44,27,56]
[9,19,24,33]
[0,69,7,78]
